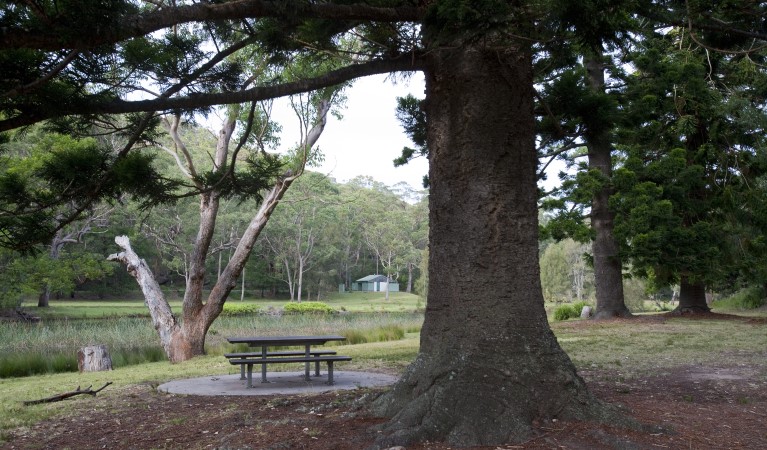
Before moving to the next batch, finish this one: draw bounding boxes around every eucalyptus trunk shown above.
[372,38,609,448]
[110,100,330,362]
[584,53,631,319]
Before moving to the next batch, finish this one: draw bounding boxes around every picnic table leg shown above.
[314,358,321,377]
[261,345,268,383]
[304,345,311,381]
[326,361,335,385]
[246,363,253,388]
[240,364,245,380]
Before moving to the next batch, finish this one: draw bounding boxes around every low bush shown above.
[221,303,262,316]
[572,301,590,317]
[552,302,593,321]
[715,286,766,310]
[553,304,577,321]
[283,301,336,315]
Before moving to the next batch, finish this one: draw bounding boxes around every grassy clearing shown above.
[0,335,421,436]
[554,316,767,378]
[3,305,766,440]
[19,291,424,319]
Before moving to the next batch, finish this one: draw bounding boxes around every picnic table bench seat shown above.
[229,355,352,387]
[225,350,339,380]
[223,349,337,358]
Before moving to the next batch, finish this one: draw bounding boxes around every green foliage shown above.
[715,286,766,310]
[611,31,767,291]
[221,302,262,317]
[282,301,336,315]
[393,95,429,187]
[572,301,590,317]
[553,304,577,321]
[0,133,176,251]
[623,277,649,312]
[342,325,406,345]
[423,0,514,44]
[553,301,591,321]
[540,238,594,303]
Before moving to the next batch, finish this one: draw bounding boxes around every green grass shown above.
[553,316,767,377]
[3,315,767,439]
[712,286,766,312]
[0,335,421,436]
[0,313,424,378]
[19,291,424,319]
[5,294,767,443]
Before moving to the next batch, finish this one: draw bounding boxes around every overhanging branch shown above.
[0,56,425,132]
[0,1,423,51]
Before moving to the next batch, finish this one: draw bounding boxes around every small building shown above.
[353,275,399,293]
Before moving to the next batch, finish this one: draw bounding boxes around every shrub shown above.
[221,303,262,316]
[572,301,590,317]
[283,301,336,315]
[715,286,766,310]
[553,304,577,321]
[623,277,649,312]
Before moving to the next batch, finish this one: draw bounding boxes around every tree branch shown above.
[23,383,113,406]
[1,1,423,51]
[0,55,424,132]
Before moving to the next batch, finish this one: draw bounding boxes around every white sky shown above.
[270,72,566,192]
[273,73,429,190]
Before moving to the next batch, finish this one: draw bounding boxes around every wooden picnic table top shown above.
[226,335,346,347]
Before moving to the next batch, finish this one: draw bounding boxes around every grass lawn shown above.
[0,334,420,436]
[3,308,766,439]
[19,291,424,319]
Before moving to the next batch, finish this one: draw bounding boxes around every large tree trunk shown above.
[675,275,710,313]
[371,39,610,447]
[584,53,631,319]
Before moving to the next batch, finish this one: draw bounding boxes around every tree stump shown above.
[77,345,113,372]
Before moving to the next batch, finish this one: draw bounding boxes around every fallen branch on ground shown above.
[22,382,113,406]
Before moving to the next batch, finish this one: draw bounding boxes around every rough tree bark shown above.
[371,39,611,447]
[584,54,631,319]
[109,100,330,362]
[77,344,113,372]
[675,275,710,313]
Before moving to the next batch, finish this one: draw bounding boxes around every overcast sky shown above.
[273,73,429,190]
[269,72,566,192]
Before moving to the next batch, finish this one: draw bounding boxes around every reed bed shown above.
[0,312,423,378]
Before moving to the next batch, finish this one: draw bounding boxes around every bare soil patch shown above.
[4,315,766,449]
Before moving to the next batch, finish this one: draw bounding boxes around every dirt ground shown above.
[4,316,767,449]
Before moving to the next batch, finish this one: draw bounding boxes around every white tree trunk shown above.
[108,236,181,359]
[297,256,304,302]
[110,99,331,363]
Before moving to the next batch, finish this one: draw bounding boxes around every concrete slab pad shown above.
[158,371,398,396]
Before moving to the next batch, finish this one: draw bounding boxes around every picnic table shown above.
[225,335,350,388]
